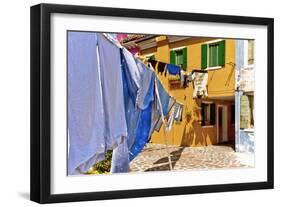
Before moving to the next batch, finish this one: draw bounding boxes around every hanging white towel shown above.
[174,102,184,122]
[192,72,208,98]
[166,106,175,132]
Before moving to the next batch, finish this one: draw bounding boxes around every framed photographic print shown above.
[30,3,274,204]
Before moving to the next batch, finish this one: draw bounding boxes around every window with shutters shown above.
[170,47,187,71]
[208,43,219,67]
[201,40,225,70]
[175,50,183,66]
[145,54,155,61]
[201,103,216,126]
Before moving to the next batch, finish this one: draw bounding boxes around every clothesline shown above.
[141,55,208,75]
[139,55,182,70]
[148,59,181,76]
[191,69,208,74]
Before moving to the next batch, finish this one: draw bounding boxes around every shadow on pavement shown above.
[145,147,185,171]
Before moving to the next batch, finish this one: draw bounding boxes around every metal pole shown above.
[154,78,173,171]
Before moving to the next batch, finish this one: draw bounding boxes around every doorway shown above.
[217,105,228,143]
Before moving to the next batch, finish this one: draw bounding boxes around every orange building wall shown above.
[140,37,236,146]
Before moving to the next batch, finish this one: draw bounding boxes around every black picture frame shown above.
[30,3,274,204]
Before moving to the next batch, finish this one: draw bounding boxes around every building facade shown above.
[235,39,255,153]
[120,34,254,149]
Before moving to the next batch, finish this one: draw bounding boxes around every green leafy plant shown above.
[87,150,112,174]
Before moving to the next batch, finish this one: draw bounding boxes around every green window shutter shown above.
[209,44,219,67]
[215,45,219,66]
[201,44,208,69]
[170,50,175,64]
[149,55,155,61]
[218,40,225,66]
[201,103,206,126]
[182,47,187,70]
[209,45,214,67]
[210,103,216,125]
[175,51,181,65]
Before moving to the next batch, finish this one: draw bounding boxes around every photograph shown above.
[67,31,255,176]
[30,3,273,203]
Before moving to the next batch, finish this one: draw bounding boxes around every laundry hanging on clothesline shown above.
[166,64,181,76]
[165,102,184,132]
[191,69,208,98]
[68,32,186,175]
[111,49,155,173]
[166,107,175,132]
[147,59,181,77]
[174,102,184,122]
[111,50,177,172]
[147,59,191,88]
[107,36,185,172]
[98,36,176,172]
[68,32,127,175]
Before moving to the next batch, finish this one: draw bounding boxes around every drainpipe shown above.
[235,40,244,152]
[235,89,242,152]
[235,66,240,152]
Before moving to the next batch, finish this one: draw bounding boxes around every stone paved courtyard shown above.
[129,143,254,172]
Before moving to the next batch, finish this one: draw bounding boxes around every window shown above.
[145,54,155,61]
[148,54,155,61]
[201,103,216,126]
[248,40,254,65]
[208,43,219,67]
[201,40,225,69]
[175,50,183,66]
[170,47,187,70]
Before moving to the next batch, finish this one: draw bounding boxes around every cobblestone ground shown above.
[129,143,253,172]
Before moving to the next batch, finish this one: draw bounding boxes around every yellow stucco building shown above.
[123,35,236,147]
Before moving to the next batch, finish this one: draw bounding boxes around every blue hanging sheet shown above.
[129,76,155,161]
[111,49,179,171]
[111,50,141,173]
[166,63,181,76]
[111,49,156,170]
